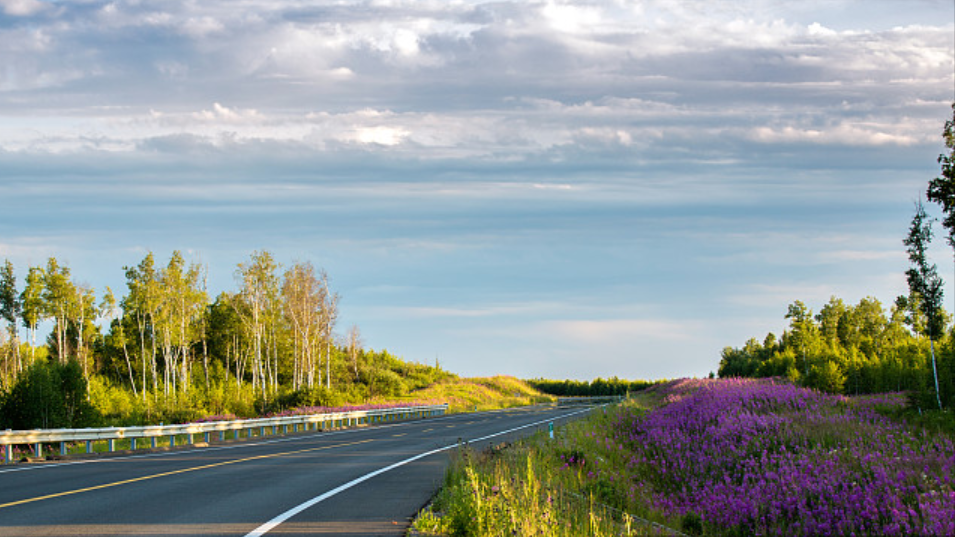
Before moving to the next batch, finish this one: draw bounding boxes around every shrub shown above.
[0,359,100,429]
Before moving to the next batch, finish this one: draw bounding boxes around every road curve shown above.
[0,405,596,537]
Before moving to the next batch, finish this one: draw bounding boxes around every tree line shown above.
[0,250,452,428]
[719,104,955,410]
[717,295,954,406]
[527,377,655,397]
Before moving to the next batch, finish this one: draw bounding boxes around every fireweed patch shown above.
[414,379,952,536]
[613,378,954,536]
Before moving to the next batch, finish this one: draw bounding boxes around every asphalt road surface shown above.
[0,405,597,536]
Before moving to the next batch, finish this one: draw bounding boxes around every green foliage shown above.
[527,377,655,397]
[808,361,846,395]
[926,103,955,249]
[0,359,100,429]
[719,296,955,410]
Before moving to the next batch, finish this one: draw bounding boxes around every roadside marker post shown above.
[548,422,554,439]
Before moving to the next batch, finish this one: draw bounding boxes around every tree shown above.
[809,360,846,395]
[282,262,322,390]
[234,251,281,399]
[346,324,362,382]
[101,286,137,397]
[926,103,955,314]
[155,251,206,397]
[69,284,97,381]
[0,260,21,385]
[20,265,44,361]
[903,200,944,409]
[123,253,161,400]
[319,271,339,390]
[42,258,77,364]
[0,359,98,430]
[785,300,818,379]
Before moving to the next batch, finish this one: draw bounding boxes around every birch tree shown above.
[42,258,74,364]
[102,286,138,397]
[904,200,944,410]
[346,324,362,382]
[0,260,21,385]
[234,251,281,399]
[282,262,322,390]
[123,253,161,400]
[319,271,339,390]
[70,284,97,380]
[20,265,44,362]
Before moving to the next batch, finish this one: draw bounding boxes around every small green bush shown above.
[0,359,100,429]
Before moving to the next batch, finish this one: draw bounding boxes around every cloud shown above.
[0,0,952,380]
[0,0,45,16]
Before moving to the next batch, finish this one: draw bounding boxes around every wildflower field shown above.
[415,378,955,536]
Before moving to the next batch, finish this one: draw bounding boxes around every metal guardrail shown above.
[0,403,448,464]
[556,395,626,406]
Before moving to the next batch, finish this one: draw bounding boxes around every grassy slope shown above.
[394,375,555,413]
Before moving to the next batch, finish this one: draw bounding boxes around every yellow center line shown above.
[0,439,374,510]
[391,433,406,438]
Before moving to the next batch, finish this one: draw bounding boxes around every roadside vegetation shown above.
[526,377,656,397]
[398,376,554,413]
[414,378,955,536]
[0,250,559,430]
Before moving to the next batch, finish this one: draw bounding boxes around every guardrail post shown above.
[108,439,115,452]
[188,433,194,444]
[219,431,225,441]
[86,440,92,453]
[34,442,42,458]
[151,436,157,449]
[60,441,67,456]
[4,445,10,464]
[169,435,175,448]
[131,438,137,450]
[204,432,210,443]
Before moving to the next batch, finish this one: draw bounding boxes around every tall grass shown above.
[415,439,668,537]
[413,402,679,536]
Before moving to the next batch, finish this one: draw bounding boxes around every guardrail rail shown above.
[556,395,626,406]
[0,403,448,464]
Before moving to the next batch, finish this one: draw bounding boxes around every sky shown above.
[0,0,953,381]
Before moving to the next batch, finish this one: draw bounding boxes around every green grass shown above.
[396,375,555,413]
[412,400,680,537]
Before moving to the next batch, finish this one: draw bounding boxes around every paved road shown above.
[0,405,596,537]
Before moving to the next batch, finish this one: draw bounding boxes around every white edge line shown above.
[244,407,596,537]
